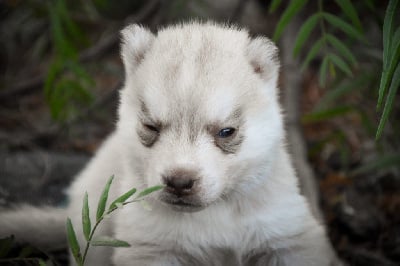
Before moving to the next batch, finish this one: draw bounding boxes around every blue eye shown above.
[217,127,236,138]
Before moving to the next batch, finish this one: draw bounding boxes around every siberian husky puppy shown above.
[1,22,337,266]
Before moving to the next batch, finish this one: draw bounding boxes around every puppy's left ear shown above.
[120,24,155,75]
[246,37,280,86]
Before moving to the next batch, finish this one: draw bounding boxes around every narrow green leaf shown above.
[91,236,131,247]
[351,153,400,176]
[376,62,400,139]
[389,25,400,60]
[109,187,137,211]
[326,34,357,65]
[322,12,364,41]
[300,37,324,71]
[38,260,47,266]
[273,0,308,41]
[82,192,91,241]
[66,218,82,265]
[319,56,330,86]
[378,27,400,109]
[269,0,282,13]
[136,185,165,199]
[96,175,114,222]
[293,13,320,57]
[328,53,353,77]
[334,0,363,31]
[302,106,354,123]
[383,0,399,61]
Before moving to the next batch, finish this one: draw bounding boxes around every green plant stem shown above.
[81,217,101,265]
[77,184,164,265]
[80,200,140,264]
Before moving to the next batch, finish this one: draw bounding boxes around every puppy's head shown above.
[118,23,283,212]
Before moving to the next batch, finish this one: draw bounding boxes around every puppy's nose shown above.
[162,174,197,197]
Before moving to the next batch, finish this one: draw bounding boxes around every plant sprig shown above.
[45,0,93,122]
[66,175,164,266]
[270,0,399,140]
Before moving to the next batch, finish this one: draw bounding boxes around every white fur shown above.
[1,22,337,265]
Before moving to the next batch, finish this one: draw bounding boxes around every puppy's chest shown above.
[156,246,274,266]
[139,221,269,264]
[114,206,275,264]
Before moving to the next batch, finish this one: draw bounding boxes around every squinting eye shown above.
[217,127,236,138]
[144,124,160,133]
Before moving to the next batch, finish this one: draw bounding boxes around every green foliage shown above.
[82,192,91,241]
[325,34,357,66]
[45,0,93,122]
[272,0,362,83]
[322,12,364,41]
[293,13,319,57]
[272,0,308,42]
[96,175,114,222]
[136,185,166,199]
[91,236,130,247]
[376,0,400,139]
[335,0,363,31]
[67,218,82,265]
[67,175,164,265]
[109,187,137,210]
[270,0,399,140]
[300,38,324,72]
[318,7,360,82]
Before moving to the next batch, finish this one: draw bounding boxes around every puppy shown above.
[1,22,336,266]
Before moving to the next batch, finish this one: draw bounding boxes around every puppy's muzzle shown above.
[163,176,197,197]
[159,168,204,211]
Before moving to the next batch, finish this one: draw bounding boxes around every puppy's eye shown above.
[217,127,236,138]
[144,124,160,133]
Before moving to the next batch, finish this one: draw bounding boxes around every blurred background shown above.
[0,0,399,265]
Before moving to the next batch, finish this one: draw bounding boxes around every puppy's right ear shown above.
[120,24,155,74]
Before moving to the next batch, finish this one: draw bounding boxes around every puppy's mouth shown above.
[159,195,205,212]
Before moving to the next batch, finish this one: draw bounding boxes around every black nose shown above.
[163,175,197,197]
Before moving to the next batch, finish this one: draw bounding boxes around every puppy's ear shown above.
[246,37,280,85]
[120,24,155,74]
